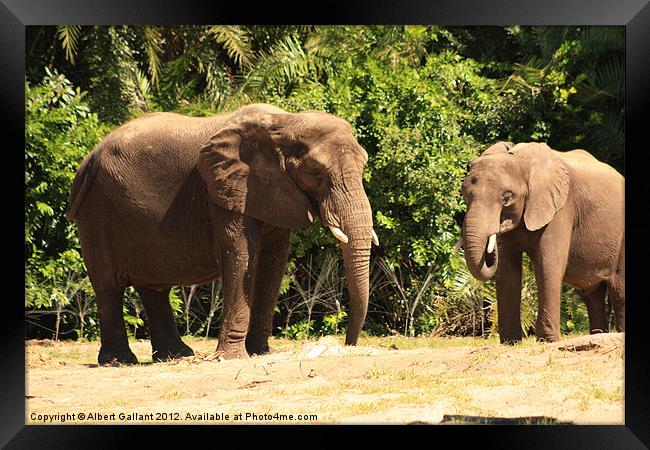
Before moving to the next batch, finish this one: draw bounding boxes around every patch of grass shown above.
[468,350,495,366]
[609,386,624,402]
[546,354,554,367]
[447,387,474,410]
[303,384,336,396]
[396,368,417,380]
[563,383,622,413]
[588,385,623,402]
[94,398,132,408]
[473,377,506,388]
[578,394,591,411]
[159,390,184,400]
[357,383,396,395]
[518,336,547,348]
[327,397,398,419]
[269,386,291,396]
[363,367,388,379]
[357,335,501,350]
[397,390,445,404]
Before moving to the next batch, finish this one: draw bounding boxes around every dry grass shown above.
[26,333,624,425]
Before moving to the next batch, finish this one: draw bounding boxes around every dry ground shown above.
[25,333,624,425]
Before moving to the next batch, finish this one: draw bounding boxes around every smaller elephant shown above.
[458,141,624,343]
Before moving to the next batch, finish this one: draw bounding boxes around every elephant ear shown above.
[518,143,571,231]
[197,113,314,229]
[480,141,515,157]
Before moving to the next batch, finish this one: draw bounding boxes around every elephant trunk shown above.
[342,227,372,345]
[326,187,373,346]
[462,207,499,281]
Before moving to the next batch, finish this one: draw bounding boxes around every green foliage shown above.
[123,287,145,338]
[25,249,95,340]
[431,251,499,337]
[25,67,109,262]
[26,249,86,309]
[503,26,624,169]
[370,259,436,337]
[560,286,590,334]
[82,27,147,123]
[413,252,587,339]
[283,320,315,340]
[25,25,622,342]
[56,26,81,64]
[321,310,348,335]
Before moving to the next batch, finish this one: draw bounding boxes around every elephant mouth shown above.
[470,233,498,281]
[484,233,498,268]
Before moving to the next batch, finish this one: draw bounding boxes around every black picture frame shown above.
[6,0,649,447]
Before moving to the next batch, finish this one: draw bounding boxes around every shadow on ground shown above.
[437,414,573,425]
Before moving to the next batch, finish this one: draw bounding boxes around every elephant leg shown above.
[532,232,570,343]
[608,239,625,332]
[246,225,291,355]
[213,209,263,359]
[136,287,194,361]
[608,282,624,332]
[577,283,608,334]
[495,240,523,344]
[94,284,138,365]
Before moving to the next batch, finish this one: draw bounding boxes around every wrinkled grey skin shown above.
[67,104,374,364]
[459,142,624,343]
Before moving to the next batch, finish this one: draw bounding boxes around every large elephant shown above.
[458,141,624,343]
[66,104,378,364]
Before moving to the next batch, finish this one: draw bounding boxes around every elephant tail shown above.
[65,148,102,220]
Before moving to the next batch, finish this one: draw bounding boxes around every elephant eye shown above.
[306,168,322,178]
[502,191,513,203]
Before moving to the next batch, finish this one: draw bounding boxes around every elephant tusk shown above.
[307,210,314,223]
[453,238,463,252]
[487,234,497,254]
[371,229,379,246]
[329,227,349,244]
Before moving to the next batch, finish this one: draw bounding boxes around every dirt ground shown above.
[25,333,624,425]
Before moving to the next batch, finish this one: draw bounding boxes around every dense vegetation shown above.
[25,25,623,342]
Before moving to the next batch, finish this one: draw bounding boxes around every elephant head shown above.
[197,104,377,345]
[460,141,570,281]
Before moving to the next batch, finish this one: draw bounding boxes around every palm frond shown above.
[132,68,151,110]
[588,110,625,159]
[531,26,568,60]
[57,25,81,64]
[200,61,232,109]
[241,32,319,94]
[580,26,624,53]
[291,254,341,311]
[208,25,254,69]
[595,56,624,99]
[304,25,348,58]
[141,26,164,85]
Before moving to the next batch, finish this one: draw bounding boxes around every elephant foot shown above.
[152,341,195,362]
[245,338,273,356]
[211,342,250,360]
[499,336,522,345]
[98,346,139,366]
[535,334,560,343]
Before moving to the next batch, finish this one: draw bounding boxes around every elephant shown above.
[458,141,624,343]
[66,103,379,364]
